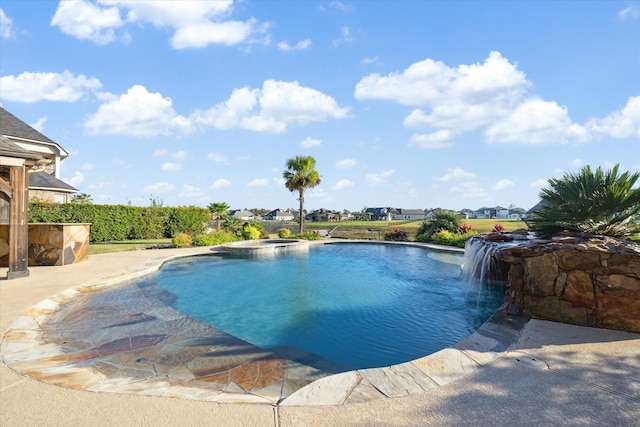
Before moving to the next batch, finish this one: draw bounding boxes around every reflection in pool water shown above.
[157,243,504,370]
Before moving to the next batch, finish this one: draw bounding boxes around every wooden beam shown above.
[7,165,29,279]
[0,176,12,198]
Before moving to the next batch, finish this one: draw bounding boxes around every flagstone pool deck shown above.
[1,244,639,426]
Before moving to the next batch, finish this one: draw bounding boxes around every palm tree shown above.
[527,164,640,237]
[283,155,321,233]
[207,202,230,231]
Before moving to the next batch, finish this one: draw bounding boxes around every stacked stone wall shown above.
[473,234,640,333]
[0,223,89,266]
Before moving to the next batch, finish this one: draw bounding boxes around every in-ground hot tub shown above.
[220,238,310,256]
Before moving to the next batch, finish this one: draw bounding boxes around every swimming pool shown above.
[156,243,503,370]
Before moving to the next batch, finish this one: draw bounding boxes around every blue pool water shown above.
[156,243,503,370]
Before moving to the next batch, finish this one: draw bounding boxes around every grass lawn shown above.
[89,239,172,255]
[315,219,527,240]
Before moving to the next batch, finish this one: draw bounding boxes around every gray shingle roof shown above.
[0,107,57,145]
[0,135,42,160]
[28,171,78,193]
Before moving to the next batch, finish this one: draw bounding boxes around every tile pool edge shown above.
[1,241,528,407]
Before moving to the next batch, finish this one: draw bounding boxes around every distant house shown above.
[0,107,77,204]
[305,208,341,222]
[364,207,396,221]
[525,201,547,219]
[28,172,78,203]
[463,206,526,220]
[229,209,256,220]
[264,209,294,221]
[495,206,510,219]
[391,209,427,220]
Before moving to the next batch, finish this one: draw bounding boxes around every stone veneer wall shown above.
[0,223,89,267]
[484,235,640,334]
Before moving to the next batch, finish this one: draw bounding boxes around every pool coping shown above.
[1,240,528,407]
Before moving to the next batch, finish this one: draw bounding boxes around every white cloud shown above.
[433,168,489,200]
[587,96,640,138]
[193,80,350,133]
[328,1,354,12]
[179,184,204,198]
[66,171,84,186]
[335,158,358,169]
[366,169,394,187]
[210,178,232,189]
[486,98,590,145]
[408,130,454,149]
[530,179,548,188]
[153,148,168,157]
[333,179,354,190]
[144,182,175,193]
[333,26,353,46]
[361,56,380,65]
[493,179,515,190]
[247,178,268,187]
[355,50,636,146]
[84,85,193,137]
[173,150,187,160]
[161,162,183,171]
[81,163,95,170]
[208,152,230,165]
[171,19,264,49]
[0,70,102,103]
[278,39,311,51]
[435,167,476,182]
[451,181,490,200]
[617,4,640,20]
[1,8,14,39]
[50,0,268,49]
[51,0,124,44]
[571,159,583,168]
[300,137,322,148]
[355,51,529,132]
[30,116,48,132]
[307,187,330,202]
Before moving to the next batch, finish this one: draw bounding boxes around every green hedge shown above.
[28,203,209,242]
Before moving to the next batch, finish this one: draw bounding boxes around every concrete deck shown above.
[2,247,639,426]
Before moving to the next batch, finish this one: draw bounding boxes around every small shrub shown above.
[384,228,408,241]
[459,223,472,234]
[415,210,461,240]
[259,228,270,239]
[293,231,322,240]
[193,231,238,246]
[415,232,430,243]
[278,228,291,238]
[493,223,505,233]
[242,225,260,240]
[172,232,192,248]
[430,230,472,248]
[431,230,454,245]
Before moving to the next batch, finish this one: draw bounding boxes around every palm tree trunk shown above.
[298,190,304,233]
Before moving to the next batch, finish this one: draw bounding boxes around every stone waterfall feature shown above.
[463,233,640,334]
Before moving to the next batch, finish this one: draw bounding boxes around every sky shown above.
[0,1,638,213]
